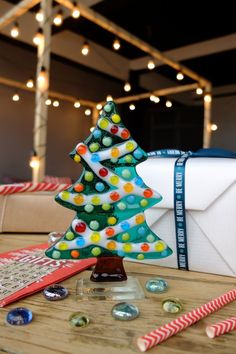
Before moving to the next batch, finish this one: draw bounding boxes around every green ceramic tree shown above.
[45,101,172,281]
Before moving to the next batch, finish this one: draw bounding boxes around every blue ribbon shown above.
[147,148,236,270]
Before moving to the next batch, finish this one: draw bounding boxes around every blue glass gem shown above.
[43,284,68,301]
[69,312,90,328]
[133,148,143,160]
[120,221,130,230]
[93,129,102,139]
[91,153,100,163]
[95,182,105,192]
[126,195,135,204]
[138,226,146,236]
[145,278,168,293]
[76,237,86,247]
[6,307,33,326]
[111,302,140,321]
[134,177,143,186]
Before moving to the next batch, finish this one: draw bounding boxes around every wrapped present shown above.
[136,149,236,277]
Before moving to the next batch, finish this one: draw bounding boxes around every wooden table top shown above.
[0,234,236,354]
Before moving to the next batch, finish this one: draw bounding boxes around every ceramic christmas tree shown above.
[45,101,172,282]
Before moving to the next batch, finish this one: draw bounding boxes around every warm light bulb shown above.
[12,93,20,101]
[96,103,102,110]
[33,28,44,46]
[196,87,203,95]
[113,38,120,50]
[129,104,135,111]
[53,100,59,107]
[37,67,49,92]
[124,82,131,92]
[204,94,212,103]
[45,98,52,106]
[11,22,19,38]
[53,10,63,26]
[176,72,184,80]
[106,95,113,102]
[81,41,89,56]
[166,100,172,108]
[26,78,34,88]
[35,9,44,23]
[85,108,91,116]
[150,95,160,103]
[29,155,40,169]
[211,123,218,131]
[147,60,155,70]
[72,3,80,18]
[90,126,95,132]
[74,100,81,108]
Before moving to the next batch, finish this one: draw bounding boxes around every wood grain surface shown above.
[0,234,236,354]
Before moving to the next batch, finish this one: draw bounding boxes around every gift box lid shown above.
[137,157,236,211]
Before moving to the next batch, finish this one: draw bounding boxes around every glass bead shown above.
[89,220,99,230]
[93,129,101,139]
[133,148,143,159]
[162,298,183,314]
[104,103,112,112]
[48,231,63,245]
[99,168,108,177]
[117,202,126,210]
[84,204,94,213]
[102,203,111,211]
[84,171,94,182]
[145,278,168,293]
[121,169,132,179]
[69,312,90,328]
[95,182,105,192]
[89,142,100,152]
[111,114,121,123]
[102,137,112,146]
[75,222,86,233]
[126,195,135,204]
[43,284,69,301]
[91,247,101,256]
[111,125,118,134]
[111,302,139,321]
[91,153,100,163]
[6,308,33,326]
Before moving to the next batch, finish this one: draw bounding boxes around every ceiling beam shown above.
[130,33,236,71]
[54,0,210,88]
[0,0,40,30]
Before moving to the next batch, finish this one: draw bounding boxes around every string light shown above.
[129,104,135,110]
[85,108,91,116]
[90,126,95,132]
[72,2,80,18]
[147,59,155,70]
[10,22,19,38]
[45,98,52,106]
[53,10,63,26]
[35,9,44,23]
[81,41,90,56]
[106,95,113,102]
[150,95,160,103]
[29,152,40,169]
[12,92,20,102]
[96,103,102,110]
[53,100,59,107]
[113,38,120,50]
[211,123,218,131]
[166,100,172,108]
[74,100,81,108]
[124,82,131,92]
[26,78,34,88]
[196,87,203,95]
[33,28,44,46]
[37,66,49,92]
[176,72,184,81]
[204,94,212,103]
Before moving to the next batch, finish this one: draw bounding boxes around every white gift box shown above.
[137,156,236,277]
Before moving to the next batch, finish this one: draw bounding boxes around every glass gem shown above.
[89,220,99,230]
[69,312,90,328]
[95,182,105,192]
[91,153,100,163]
[84,171,94,182]
[104,103,112,112]
[43,284,68,301]
[102,136,112,146]
[145,278,168,293]
[127,195,135,204]
[162,298,183,314]
[48,231,63,245]
[111,302,139,321]
[93,129,101,138]
[84,204,94,213]
[6,307,33,326]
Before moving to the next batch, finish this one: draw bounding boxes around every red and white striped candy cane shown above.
[0,183,71,195]
[206,317,236,338]
[137,289,236,352]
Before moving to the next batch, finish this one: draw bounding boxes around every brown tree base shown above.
[90,256,127,282]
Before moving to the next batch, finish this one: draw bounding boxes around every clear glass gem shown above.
[145,278,168,293]
[69,312,90,328]
[6,307,33,326]
[43,284,68,301]
[48,231,64,245]
[162,297,183,314]
[111,302,139,321]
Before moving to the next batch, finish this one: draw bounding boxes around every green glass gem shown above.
[52,250,61,259]
[111,302,139,321]
[102,137,112,147]
[91,247,101,256]
[122,233,130,241]
[69,312,90,328]
[65,231,75,240]
[146,234,155,242]
[137,254,144,260]
[121,169,131,179]
[84,204,94,213]
[145,278,168,293]
[110,158,118,163]
[102,203,111,211]
[125,155,133,163]
[89,220,99,230]
[140,199,148,207]
[117,202,127,210]
[162,298,183,314]
[104,103,112,112]
[84,171,94,182]
[89,142,100,152]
